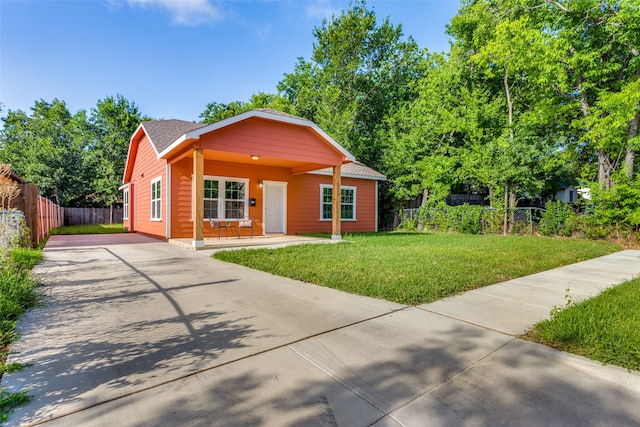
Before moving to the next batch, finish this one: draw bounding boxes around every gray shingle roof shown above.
[312,161,386,181]
[141,120,206,153]
[137,113,378,179]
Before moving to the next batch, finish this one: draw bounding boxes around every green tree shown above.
[0,99,89,206]
[199,92,290,124]
[86,95,147,212]
[382,53,467,207]
[515,0,640,187]
[277,0,423,171]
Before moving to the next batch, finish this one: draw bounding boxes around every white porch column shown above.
[192,148,204,248]
[331,164,342,241]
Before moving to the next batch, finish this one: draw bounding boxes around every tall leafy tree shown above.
[0,99,89,206]
[383,53,467,206]
[86,95,147,210]
[484,0,640,188]
[277,0,423,171]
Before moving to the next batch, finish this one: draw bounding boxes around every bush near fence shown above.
[400,199,640,242]
[399,204,544,235]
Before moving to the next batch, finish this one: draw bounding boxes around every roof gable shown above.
[123,110,363,183]
[159,109,355,162]
[142,120,206,154]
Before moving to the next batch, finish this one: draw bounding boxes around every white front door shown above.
[263,181,287,234]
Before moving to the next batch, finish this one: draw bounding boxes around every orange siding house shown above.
[121,109,385,248]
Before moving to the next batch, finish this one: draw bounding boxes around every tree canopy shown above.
[0,95,147,207]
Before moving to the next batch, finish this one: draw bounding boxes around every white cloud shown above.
[123,0,224,26]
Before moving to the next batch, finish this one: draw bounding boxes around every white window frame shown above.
[123,187,129,220]
[320,184,357,221]
[202,176,249,220]
[150,177,162,221]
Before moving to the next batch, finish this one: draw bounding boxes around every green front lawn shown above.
[213,232,620,305]
[525,277,640,371]
[49,224,125,235]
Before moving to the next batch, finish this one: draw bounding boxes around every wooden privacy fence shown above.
[10,183,63,246]
[64,207,123,225]
[37,195,64,243]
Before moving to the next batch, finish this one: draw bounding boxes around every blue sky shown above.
[1,0,460,122]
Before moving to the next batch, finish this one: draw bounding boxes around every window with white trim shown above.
[204,179,218,219]
[123,188,129,220]
[203,177,248,219]
[320,185,356,220]
[151,177,162,220]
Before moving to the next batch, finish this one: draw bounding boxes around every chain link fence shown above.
[400,207,546,235]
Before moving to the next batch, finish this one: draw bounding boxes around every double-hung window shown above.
[320,184,356,220]
[204,179,219,219]
[123,188,129,220]
[224,181,246,219]
[203,176,248,220]
[151,177,162,220]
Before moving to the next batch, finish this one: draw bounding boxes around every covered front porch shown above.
[160,110,355,249]
[168,233,335,251]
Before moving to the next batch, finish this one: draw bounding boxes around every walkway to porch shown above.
[168,234,334,251]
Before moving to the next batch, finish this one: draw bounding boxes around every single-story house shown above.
[121,109,385,248]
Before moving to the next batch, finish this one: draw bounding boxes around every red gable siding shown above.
[129,134,167,239]
[198,117,344,165]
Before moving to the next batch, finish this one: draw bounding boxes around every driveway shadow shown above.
[6,244,256,423]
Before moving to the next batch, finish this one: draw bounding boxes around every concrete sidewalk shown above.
[4,235,640,426]
[423,250,640,335]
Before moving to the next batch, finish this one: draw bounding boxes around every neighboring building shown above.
[121,109,385,248]
[554,185,577,204]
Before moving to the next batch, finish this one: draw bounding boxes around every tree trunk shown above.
[504,68,515,143]
[488,187,494,209]
[626,148,636,180]
[508,190,517,234]
[420,188,429,207]
[502,182,509,236]
[418,188,429,230]
[577,74,615,188]
[625,111,639,179]
[502,67,514,237]
[598,149,614,189]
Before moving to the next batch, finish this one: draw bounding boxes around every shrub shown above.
[398,209,418,230]
[481,208,504,234]
[0,249,42,346]
[538,200,576,236]
[457,204,483,234]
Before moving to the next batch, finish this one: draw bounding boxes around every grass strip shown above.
[525,278,640,371]
[213,232,619,305]
[0,248,43,423]
[49,224,125,235]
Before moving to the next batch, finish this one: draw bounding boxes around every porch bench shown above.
[237,218,254,238]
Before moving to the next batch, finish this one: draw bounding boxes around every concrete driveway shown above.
[4,234,640,426]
